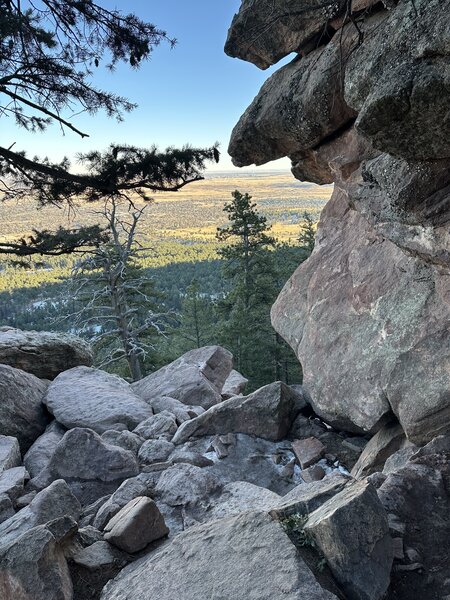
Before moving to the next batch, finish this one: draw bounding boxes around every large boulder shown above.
[228,0,450,445]
[31,428,139,505]
[43,367,153,434]
[93,476,151,531]
[0,364,50,452]
[0,326,93,380]
[304,480,393,600]
[173,381,303,444]
[132,346,233,409]
[101,510,339,600]
[272,189,450,441]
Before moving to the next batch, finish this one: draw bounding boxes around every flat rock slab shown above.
[305,480,393,600]
[44,366,153,434]
[292,437,326,469]
[173,381,303,444]
[104,496,169,553]
[351,422,406,479]
[132,346,233,409]
[0,436,21,473]
[101,510,338,600]
[0,326,93,380]
[0,364,49,452]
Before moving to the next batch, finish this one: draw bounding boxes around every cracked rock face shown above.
[228,0,450,444]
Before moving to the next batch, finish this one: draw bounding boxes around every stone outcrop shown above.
[227,0,450,444]
[132,346,233,409]
[0,326,93,379]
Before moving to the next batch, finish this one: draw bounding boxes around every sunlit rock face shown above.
[227,0,450,444]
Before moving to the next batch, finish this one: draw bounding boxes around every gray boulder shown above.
[104,496,169,553]
[101,430,144,454]
[0,436,21,473]
[101,510,339,600]
[132,346,233,409]
[155,463,221,508]
[0,326,93,380]
[93,476,151,531]
[0,524,73,600]
[31,428,139,505]
[150,396,203,423]
[0,494,14,525]
[173,381,303,444]
[0,364,49,452]
[23,420,66,479]
[305,480,393,600]
[0,480,80,550]
[133,411,178,441]
[138,439,174,465]
[221,369,248,399]
[0,466,28,503]
[206,481,281,521]
[44,366,153,434]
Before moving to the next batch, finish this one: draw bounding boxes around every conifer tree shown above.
[0,1,218,256]
[297,211,317,254]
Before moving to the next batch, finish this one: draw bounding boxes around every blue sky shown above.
[4,1,291,173]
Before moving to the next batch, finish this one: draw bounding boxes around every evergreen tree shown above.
[297,211,317,254]
[0,1,219,256]
[167,279,216,356]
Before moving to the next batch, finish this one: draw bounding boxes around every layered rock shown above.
[227,0,450,444]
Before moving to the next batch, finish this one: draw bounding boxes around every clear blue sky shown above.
[4,1,291,173]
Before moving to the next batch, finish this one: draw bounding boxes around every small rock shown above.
[301,464,325,483]
[211,436,228,459]
[0,435,21,473]
[169,450,214,468]
[24,421,66,479]
[351,422,406,479]
[292,437,326,469]
[72,540,128,570]
[102,430,144,454]
[15,490,37,509]
[221,369,248,399]
[0,493,14,524]
[104,496,169,553]
[0,466,28,503]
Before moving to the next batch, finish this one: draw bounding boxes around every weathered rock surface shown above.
[173,381,303,444]
[133,411,178,441]
[0,480,80,550]
[132,346,233,409]
[138,439,174,464]
[101,510,339,600]
[101,430,144,454]
[221,369,248,399]
[305,480,393,600]
[0,436,21,473]
[378,440,450,600]
[0,326,93,380]
[31,428,139,505]
[272,189,450,440]
[228,0,450,446]
[149,395,201,423]
[23,420,66,479]
[207,481,281,521]
[351,422,406,478]
[44,366,153,434]
[104,496,169,553]
[92,476,151,531]
[155,463,221,508]
[0,364,50,452]
[0,524,73,600]
[292,437,326,469]
[0,467,28,503]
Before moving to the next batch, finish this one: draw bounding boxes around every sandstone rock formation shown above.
[0,326,93,379]
[227,0,450,444]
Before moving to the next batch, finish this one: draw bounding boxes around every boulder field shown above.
[0,331,448,599]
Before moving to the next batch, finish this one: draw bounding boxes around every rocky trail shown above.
[0,328,448,599]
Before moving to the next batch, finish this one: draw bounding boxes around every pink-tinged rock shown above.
[292,437,326,469]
